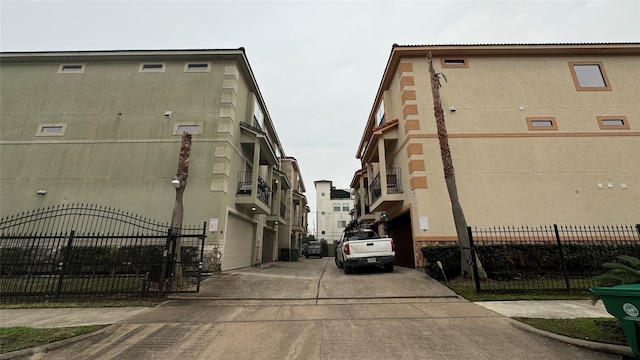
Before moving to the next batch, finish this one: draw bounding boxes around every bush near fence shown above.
[421,243,640,283]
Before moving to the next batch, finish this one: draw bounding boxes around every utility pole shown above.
[426,52,473,277]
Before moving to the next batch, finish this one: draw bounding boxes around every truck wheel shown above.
[334,256,343,268]
[344,265,352,274]
[384,263,394,272]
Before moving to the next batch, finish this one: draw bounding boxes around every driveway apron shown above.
[13,258,620,360]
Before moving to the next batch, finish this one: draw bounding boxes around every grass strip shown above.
[0,326,105,354]
[514,317,628,346]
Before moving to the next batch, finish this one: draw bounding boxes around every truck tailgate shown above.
[348,239,393,257]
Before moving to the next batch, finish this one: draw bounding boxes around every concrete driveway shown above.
[9,257,620,360]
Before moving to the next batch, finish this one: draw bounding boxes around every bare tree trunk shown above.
[426,52,473,278]
[171,132,192,277]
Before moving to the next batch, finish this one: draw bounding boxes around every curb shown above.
[0,325,113,360]
[509,318,634,358]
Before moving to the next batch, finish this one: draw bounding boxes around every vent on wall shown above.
[58,64,85,73]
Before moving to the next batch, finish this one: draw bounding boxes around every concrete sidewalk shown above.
[0,300,613,329]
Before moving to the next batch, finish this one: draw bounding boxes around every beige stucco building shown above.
[314,180,354,241]
[0,49,308,271]
[352,43,640,268]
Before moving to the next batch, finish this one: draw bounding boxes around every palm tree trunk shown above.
[426,52,473,277]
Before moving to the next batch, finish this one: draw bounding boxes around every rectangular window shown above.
[173,123,202,135]
[569,61,611,91]
[184,62,211,72]
[333,203,341,212]
[597,116,630,130]
[253,98,264,129]
[58,64,85,73]
[338,220,347,228]
[375,101,385,125]
[139,63,166,72]
[342,203,350,211]
[526,117,558,130]
[36,123,67,137]
[441,58,468,68]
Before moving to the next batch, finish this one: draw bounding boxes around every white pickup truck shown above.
[334,227,395,274]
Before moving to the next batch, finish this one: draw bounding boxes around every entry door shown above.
[387,211,415,268]
[262,228,275,263]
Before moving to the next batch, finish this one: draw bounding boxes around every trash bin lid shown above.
[591,284,640,297]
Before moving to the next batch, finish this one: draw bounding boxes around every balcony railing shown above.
[236,171,271,206]
[369,168,402,203]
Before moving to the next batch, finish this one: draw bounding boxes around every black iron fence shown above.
[467,224,640,293]
[0,204,206,302]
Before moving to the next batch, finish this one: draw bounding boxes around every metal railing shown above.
[467,224,640,293]
[369,168,402,203]
[236,172,271,206]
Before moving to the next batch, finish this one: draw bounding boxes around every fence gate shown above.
[0,204,206,302]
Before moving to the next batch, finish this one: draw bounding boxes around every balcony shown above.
[236,171,271,214]
[267,201,287,225]
[369,167,403,212]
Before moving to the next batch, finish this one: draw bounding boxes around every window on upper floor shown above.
[597,116,630,130]
[139,63,166,72]
[184,62,211,72]
[36,123,67,137]
[440,58,468,68]
[526,117,558,130]
[375,100,385,125]
[333,203,341,212]
[342,203,350,211]
[253,98,264,129]
[569,61,611,91]
[173,123,202,135]
[338,220,347,228]
[58,64,85,74]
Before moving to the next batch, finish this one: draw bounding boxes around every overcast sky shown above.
[2,0,639,231]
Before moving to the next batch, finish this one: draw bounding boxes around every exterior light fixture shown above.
[37,190,47,195]
[251,207,256,211]
[171,177,181,189]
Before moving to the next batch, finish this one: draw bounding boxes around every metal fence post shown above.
[467,226,481,294]
[158,228,172,298]
[196,222,206,293]
[55,230,75,302]
[554,224,571,290]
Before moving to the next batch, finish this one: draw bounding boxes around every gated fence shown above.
[467,224,640,293]
[0,204,206,302]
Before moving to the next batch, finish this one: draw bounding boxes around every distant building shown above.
[0,49,308,271]
[314,180,354,241]
[352,43,640,268]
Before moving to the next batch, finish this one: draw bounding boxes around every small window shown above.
[338,220,347,228]
[333,203,341,212]
[36,123,67,137]
[441,58,468,68]
[375,101,385,125]
[569,61,611,91]
[526,117,558,130]
[342,203,350,211]
[597,116,630,130]
[58,64,85,73]
[321,211,325,216]
[139,63,166,72]
[321,192,325,197]
[184,62,211,72]
[173,123,202,135]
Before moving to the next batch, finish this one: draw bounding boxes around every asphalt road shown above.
[8,257,621,360]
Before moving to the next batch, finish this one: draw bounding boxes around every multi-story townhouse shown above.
[353,43,640,269]
[278,157,309,253]
[315,180,354,242]
[0,49,307,271]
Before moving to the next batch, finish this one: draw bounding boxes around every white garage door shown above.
[222,214,255,271]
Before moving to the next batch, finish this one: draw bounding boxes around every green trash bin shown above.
[290,248,299,261]
[591,284,640,358]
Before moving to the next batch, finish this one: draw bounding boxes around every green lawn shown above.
[0,326,106,354]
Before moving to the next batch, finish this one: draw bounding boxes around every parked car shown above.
[305,241,323,258]
[334,225,395,274]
